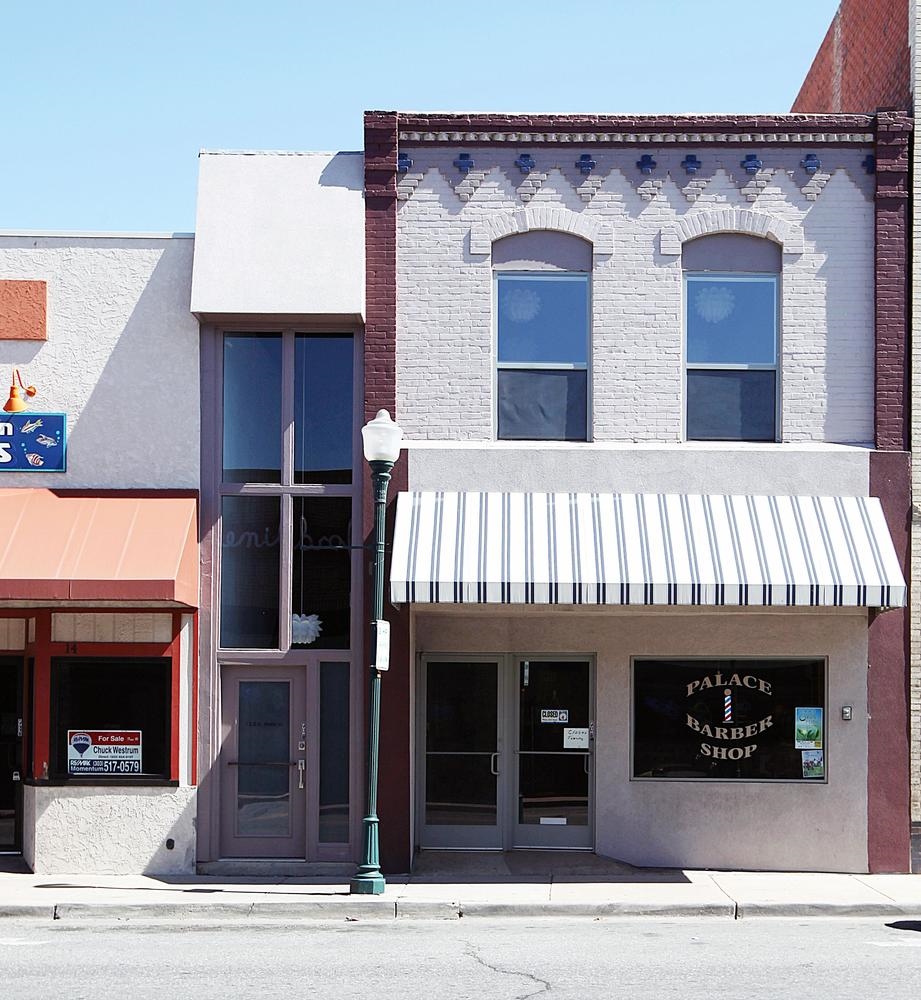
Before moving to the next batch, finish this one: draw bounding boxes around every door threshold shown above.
[199,859,355,878]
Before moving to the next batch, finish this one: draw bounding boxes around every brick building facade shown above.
[370,111,912,872]
[795,0,920,867]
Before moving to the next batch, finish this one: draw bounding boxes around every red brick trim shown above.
[868,449,911,871]
[362,111,412,873]
[874,110,911,450]
[383,111,875,139]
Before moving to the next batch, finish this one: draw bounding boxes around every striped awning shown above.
[390,492,906,609]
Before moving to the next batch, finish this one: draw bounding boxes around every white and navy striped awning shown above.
[390,492,906,608]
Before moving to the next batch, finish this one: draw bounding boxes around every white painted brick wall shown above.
[396,147,875,445]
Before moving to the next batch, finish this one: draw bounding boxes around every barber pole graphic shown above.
[723,689,732,723]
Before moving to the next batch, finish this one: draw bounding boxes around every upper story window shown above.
[218,331,357,651]
[684,235,781,442]
[494,231,591,442]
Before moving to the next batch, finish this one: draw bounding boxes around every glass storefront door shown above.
[219,662,354,860]
[220,667,307,858]
[514,659,592,848]
[419,655,593,850]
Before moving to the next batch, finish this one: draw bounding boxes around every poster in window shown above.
[794,708,823,749]
[67,730,142,775]
[633,659,825,781]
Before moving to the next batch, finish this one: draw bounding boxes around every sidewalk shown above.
[2,852,920,921]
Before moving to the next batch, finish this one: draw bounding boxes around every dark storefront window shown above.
[220,496,281,649]
[50,658,170,780]
[633,658,826,781]
[292,498,351,649]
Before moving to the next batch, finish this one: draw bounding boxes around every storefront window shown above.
[633,658,826,781]
[292,498,351,649]
[318,662,350,843]
[50,658,170,780]
[220,496,281,649]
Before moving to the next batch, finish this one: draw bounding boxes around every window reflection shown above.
[222,335,282,482]
[295,336,353,485]
[220,496,281,649]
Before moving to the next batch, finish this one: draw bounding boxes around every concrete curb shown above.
[1,898,920,921]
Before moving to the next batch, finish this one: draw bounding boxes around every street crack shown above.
[463,940,552,998]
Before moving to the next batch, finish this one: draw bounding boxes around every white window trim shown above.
[494,271,593,442]
[683,272,781,442]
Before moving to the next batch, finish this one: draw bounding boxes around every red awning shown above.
[0,490,198,608]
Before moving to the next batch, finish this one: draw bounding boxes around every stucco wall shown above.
[395,147,875,445]
[0,235,199,488]
[191,151,365,318]
[23,785,196,875]
[413,608,869,872]
[407,441,870,496]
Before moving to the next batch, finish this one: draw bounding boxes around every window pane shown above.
[295,335,353,485]
[687,278,777,365]
[237,681,291,837]
[292,498,351,649]
[497,275,588,364]
[51,658,170,779]
[498,369,587,441]
[319,663,350,843]
[220,496,280,649]
[633,659,825,781]
[222,335,282,483]
[687,370,775,441]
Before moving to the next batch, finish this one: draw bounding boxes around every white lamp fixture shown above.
[362,409,403,464]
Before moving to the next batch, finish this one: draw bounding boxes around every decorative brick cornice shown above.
[378,111,876,144]
[660,209,804,256]
[470,207,614,257]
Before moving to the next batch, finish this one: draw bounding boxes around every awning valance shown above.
[390,491,905,609]
[0,490,198,608]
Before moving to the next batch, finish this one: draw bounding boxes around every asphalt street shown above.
[2,917,921,999]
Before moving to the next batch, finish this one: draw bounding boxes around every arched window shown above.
[493,231,592,441]
[684,234,781,442]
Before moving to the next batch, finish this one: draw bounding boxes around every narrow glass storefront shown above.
[209,329,361,862]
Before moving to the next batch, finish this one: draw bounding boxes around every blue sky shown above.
[5,0,840,233]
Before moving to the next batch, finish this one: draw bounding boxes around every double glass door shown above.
[421,656,593,850]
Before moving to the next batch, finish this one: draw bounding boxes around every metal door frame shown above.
[416,654,505,849]
[0,657,23,854]
[509,654,595,849]
[417,652,595,852]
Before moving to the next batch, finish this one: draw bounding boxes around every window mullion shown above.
[279,492,294,653]
[281,332,296,487]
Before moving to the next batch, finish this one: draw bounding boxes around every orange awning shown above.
[0,490,198,608]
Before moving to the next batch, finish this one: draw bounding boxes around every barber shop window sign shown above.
[0,414,67,472]
[633,658,826,781]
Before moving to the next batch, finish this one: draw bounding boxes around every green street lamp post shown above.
[350,409,403,895]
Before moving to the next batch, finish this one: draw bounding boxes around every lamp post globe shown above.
[350,409,402,895]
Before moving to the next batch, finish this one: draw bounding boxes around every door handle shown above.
[297,759,305,790]
[11,771,20,782]
[490,752,499,776]
[583,755,591,775]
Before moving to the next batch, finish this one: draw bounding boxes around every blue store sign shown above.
[0,413,67,472]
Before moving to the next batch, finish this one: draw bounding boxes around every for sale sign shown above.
[67,730,142,775]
